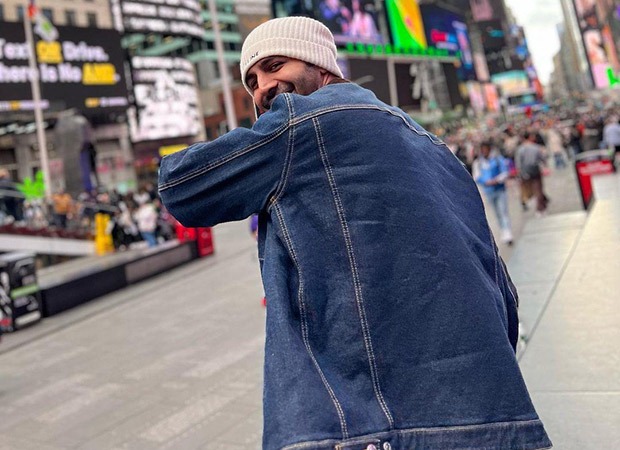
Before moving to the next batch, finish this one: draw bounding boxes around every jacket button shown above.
[383,443,392,450]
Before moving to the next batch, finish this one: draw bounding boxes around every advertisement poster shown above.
[491,70,530,96]
[573,0,613,88]
[0,22,128,113]
[419,4,475,81]
[272,0,384,45]
[469,0,506,22]
[385,0,427,50]
[129,56,203,142]
[109,0,204,38]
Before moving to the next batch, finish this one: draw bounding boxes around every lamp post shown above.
[207,0,237,132]
[23,8,52,200]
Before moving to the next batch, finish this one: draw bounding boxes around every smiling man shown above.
[158,16,551,450]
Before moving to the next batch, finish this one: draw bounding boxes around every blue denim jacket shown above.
[159,83,551,450]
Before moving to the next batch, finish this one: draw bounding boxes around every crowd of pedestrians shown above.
[0,178,176,250]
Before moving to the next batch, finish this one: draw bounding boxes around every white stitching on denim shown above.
[487,229,509,321]
[273,202,349,440]
[281,419,547,449]
[291,104,446,146]
[312,117,395,430]
[159,123,289,191]
[269,119,296,209]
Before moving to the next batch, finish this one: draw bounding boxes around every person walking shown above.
[473,141,514,245]
[517,131,549,216]
[159,17,551,450]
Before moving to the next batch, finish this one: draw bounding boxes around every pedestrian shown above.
[517,131,549,216]
[542,125,567,169]
[51,190,73,228]
[134,198,158,247]
[473,141,513,245]
[159,17,551,450]
[602,115,620,158]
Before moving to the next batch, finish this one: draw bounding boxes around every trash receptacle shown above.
[574,149,616,209]
[0,252,43,332]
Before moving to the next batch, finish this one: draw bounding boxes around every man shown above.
[472,141,513,245]
[159,17,551,450]
[516,131,549,216]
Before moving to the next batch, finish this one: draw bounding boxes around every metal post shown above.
[207,0,237,131]
[387,58,398,107]
[23,13,52,200]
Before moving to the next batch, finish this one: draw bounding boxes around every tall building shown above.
[0,0,113,28]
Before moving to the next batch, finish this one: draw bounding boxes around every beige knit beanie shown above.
[240,16,343,95]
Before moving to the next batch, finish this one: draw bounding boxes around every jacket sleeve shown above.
[158,101,291,228]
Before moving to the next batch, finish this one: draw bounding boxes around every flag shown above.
[27,0,58,42]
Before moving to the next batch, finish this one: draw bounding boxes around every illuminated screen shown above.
[272,0,383,45]
[129,56,202,142]
[0,22,128,114]
[385,0,427,50]
[419,5,475,80]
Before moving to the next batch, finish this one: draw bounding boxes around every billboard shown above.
[385,0,427,50]
[128,56,203,142]
[110,0,204,38]
[478,20,506,51]
[491,70,530,96]
[573,0,614,88]
[469,0,506,22]
[419,5,475,80]
[0,22,128,114]
[272,0,384,45]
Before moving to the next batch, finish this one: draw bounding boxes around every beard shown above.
[260,65,323,112]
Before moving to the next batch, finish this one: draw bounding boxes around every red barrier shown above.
[175,223,214,257]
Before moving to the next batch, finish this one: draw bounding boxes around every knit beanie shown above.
[240,16,344,95]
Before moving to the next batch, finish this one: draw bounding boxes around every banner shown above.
[109,0,204,38]
[0,22,128,113]
[128,56,203,142]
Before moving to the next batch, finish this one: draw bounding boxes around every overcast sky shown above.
[504,0,565,85]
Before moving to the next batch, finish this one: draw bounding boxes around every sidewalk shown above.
[517,173,620,449]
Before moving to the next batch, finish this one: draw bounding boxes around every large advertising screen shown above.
[491,70,530,96]
[128,56,203,142]
[573,0,617,88]
[385,0,427,50]
[469,0,506,22]
[0,22,128,114]
[419,5,475,81]
[109,0,204,38]
[272,0,384,45]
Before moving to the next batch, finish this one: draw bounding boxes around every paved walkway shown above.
[518,173,620,449]
[0,168,616,449]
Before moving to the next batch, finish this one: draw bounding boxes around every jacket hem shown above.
[280,419,552,450]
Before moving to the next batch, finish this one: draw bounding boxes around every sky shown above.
[504,0,565,85]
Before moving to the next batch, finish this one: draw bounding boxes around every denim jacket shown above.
[159,83,551,450]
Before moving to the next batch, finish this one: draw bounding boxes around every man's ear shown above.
[319,68,337,86]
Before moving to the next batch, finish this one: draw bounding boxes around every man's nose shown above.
[254,76,278,112]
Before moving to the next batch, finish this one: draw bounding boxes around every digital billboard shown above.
[491,70,530,96]
[0,22,128,114]
[573,0,614,88]
[469,0,506,22]
[109,0,204,38]
[128,56,203,142]
[385,0,427,50]
[419,5,475,81]
[272,0,384,45]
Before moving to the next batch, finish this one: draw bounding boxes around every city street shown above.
[0,167,616,449]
